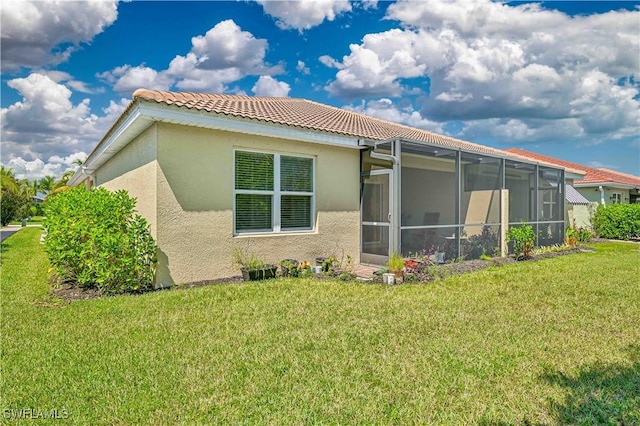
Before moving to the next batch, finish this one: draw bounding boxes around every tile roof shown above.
[132,89,512,158]
[505,148,640,187]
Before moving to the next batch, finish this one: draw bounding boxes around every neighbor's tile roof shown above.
[505,148,640,187]
[133,89,513,158]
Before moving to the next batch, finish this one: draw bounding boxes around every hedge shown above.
[592,203,640,240]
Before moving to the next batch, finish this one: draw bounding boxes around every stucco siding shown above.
[577,186,631,205]
[96,124,158,238]
[155,123,360,285]
[572,204,593,229]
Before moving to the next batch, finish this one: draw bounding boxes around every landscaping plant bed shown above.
[50,246,591,302]
[386,246,587,284]
[51,282,103,302]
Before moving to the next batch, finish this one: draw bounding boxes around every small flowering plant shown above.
[403,247,436,282]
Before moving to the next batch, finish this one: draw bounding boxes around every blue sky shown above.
[1,0,639,180]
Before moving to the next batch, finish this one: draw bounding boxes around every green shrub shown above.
[387,252,405,272]
[592,203,640,240]
[506,222,536,260]
[44,186,157,294]
[565,227,578,247]
[577,227,593,243]
[0,190,30,226]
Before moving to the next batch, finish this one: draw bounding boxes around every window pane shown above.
[236,194,272,231]
[235,151,274,191]
[362,173,390,223]
[281,195,311,229]
[538,167,562,221]
[401,143,457,226]
[505,161,535,222]
[462,154,501,192]
[281,156,313,192]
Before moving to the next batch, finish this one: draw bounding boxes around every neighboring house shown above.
[31,192,46,204]
[505,149,640,205]
[70,90,573,286]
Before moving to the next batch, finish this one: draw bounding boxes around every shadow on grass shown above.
[542,345,640,425]
[1,241,12,257]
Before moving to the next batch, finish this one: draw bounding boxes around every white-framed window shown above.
[541,190,557,220]
[611,192,622,204]
[234,149,315,234]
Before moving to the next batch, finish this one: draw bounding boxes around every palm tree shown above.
[47,170,76,199]
[18,179,35,198]
[39,175,55,193]
[1,166,19,194]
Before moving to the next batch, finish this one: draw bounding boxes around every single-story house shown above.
[69,90,576,286]
[31,191,46,204]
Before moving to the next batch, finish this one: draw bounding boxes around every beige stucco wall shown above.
[95,124,158,238]
[571,204,593,229]
[155,123,361,286]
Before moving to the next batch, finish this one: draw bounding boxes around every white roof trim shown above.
[69,100,362,186]
[69,105,153,186]
[574,182,637,190]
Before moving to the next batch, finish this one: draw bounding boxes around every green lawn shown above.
[7,215,45,226]
[2,228,639,425]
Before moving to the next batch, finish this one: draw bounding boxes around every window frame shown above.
[233,148,315,235]
[611,192,622,204]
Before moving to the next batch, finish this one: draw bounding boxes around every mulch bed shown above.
[51,282,103,302]
[49,246,597,302]
[440,246,587,278]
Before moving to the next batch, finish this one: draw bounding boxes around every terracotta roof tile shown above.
[132,89,511,157]
[505,148,640,186]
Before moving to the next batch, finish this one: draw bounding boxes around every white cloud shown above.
[256,0,352,31]
[98,65,173,94]
[189,20,270,71]
[101,20,280,94]
[2,73,96,139]
[1,73,131,180]
[319,55,342,69]
[345,98,443,133]
[326,29,427,98]
[360,0,378,10]
[35,69,101,94]
[296,60,310,75]
[1,0,119,70]
[4,152,87,181]
[323,0,639,146]
[251,76,291,97]
[461,117,585,146]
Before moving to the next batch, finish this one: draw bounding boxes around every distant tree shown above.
[0,188,30,226]
[1,167,31,225]
[19,179,35,198]
[1,166,19,194]
[55,170,76,188]
[46,170,76,199]
[39,175,55,192]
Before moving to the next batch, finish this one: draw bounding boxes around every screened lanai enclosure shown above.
[360,139,565,264]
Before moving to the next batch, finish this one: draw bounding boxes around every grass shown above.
[7,215,45,226]
[2,228,639,424]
